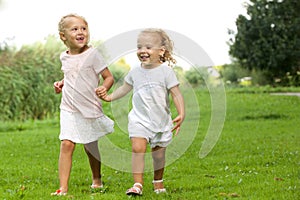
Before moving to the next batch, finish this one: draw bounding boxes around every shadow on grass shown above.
[241,114,288,120]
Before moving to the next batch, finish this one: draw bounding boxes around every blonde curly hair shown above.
[139,28,177,66]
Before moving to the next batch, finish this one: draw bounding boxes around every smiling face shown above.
[137,32,165,68]
[59,16,89,54]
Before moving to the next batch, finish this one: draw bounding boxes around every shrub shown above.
[0,36,64,121]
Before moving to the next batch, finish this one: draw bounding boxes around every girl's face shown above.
[137,32,165,68]
[60,17,89,54]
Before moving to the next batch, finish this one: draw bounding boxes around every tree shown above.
[229,0,300,85]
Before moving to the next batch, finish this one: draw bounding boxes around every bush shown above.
[0,36,64,121]
[220,63,250,84]
[184,67,207,86]
[0,37,132,121]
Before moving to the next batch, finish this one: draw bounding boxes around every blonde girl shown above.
[52,14,114,196]
[97,28,185,196]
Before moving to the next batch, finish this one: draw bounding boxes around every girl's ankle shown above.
[152,179,164,189]
[59,187,68,193]
[92,178,102,187]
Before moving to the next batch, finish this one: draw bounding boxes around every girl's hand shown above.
[172,115,184,136]
[95,86,112,102]
[54,80,64,94]
[95,86,107,96]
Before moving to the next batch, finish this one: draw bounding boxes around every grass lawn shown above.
[0,87,299,199]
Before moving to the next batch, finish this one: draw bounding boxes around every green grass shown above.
[0,88,299,199]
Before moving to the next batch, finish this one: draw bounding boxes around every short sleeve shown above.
[165,67,179,89]
[92,49,107,74]
[124,68,134,86]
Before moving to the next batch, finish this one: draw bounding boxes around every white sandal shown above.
[126,183,143,196]
[153,179,167,194]
[91,184,103,189]
[90,183,104,193]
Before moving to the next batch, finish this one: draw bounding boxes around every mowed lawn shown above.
[0,88,299,199]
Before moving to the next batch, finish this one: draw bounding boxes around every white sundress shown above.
[59,110,114,144]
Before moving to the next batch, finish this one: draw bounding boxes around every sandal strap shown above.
[91,184,104,189]
[133,182,143,188]
[152,179,164,183]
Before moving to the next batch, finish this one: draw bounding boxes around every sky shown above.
[0,0,248,66]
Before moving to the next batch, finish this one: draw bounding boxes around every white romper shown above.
[125,64,179,147]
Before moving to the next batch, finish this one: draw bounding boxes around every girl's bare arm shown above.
[170,85,185,135]
[98,82,132,102]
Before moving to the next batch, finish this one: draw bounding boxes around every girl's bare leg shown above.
[59,140,76,193]
[152,146,166,190]
[131,137,147,189]
[84,141,102,187]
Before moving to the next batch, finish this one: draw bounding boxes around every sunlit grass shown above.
[0,88,299,199]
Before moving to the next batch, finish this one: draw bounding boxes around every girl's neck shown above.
[68,45,89,55]
[141,62,161,69]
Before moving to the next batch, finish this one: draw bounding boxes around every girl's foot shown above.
[126,183,143,196]
[153,179,166,194]
[91,178,103,189]
[90,183,104,193]
[91,183,103,189]
[51,189,67,196]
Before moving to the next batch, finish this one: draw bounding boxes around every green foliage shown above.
[0,37,134,121]
[220,63,300,86]
[0,36,65,121]
[0,88,299,199]
[220,63,250,84]
[229,0,300,85]
[184,67,208,86]
[108,58,130,83]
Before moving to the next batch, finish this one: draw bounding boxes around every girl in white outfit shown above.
[96,28,185,196]
[52,14,114,196]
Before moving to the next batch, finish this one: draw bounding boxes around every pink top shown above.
[59,47,107,118]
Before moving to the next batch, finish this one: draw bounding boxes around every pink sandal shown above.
[126,183,143,196]
[51,189,67,196]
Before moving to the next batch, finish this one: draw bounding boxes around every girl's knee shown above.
[131,138,147,153]
[84,141,99,154]
[132,145,146,154]
[152,147,166,161]
[61,140,75,151]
